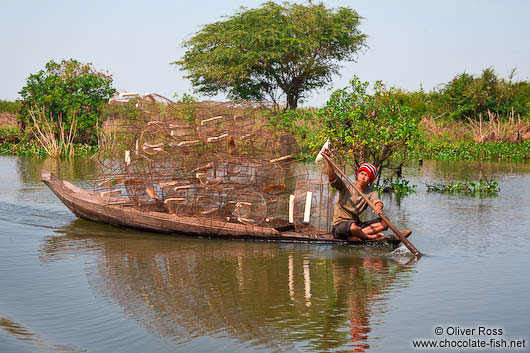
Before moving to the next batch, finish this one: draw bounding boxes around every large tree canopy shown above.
[173,1,367,110]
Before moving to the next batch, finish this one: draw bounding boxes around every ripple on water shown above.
[2,157,530,352]
[0,315,87,353]
[0,200,74,231]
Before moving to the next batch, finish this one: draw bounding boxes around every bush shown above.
[311,77,421,184]
[18,59,115,145]
[397,68,530,122]
[0,100,21,114]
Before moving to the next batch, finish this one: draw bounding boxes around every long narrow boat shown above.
[41,169,412,245]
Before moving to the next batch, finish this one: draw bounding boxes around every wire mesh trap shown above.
[93,94,334,234]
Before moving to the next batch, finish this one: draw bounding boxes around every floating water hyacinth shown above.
[426,180,499,194]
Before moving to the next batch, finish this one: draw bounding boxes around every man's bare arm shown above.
[321,148,337,182]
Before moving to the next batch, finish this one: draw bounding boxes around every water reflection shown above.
[411,159,530,183]
[4,155,530,352]
[40,220,416,352]
[15,157,99,185]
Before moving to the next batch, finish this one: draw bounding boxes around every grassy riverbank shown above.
[416,112,530,161]
[285,108,530,163]
[0,100,100,157]
[2,107,530,161]
[2,89,530,162]
[0,125,97,157]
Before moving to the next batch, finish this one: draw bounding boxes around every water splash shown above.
[390,244,413,256]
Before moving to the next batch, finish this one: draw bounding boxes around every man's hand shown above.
[321,148,331,158]
[373,202,384,216]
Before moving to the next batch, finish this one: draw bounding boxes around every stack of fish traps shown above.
[94,94,334,234]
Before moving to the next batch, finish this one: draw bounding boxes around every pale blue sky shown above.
[2,0,529,107]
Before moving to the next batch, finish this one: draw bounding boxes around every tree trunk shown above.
[285,92,299,110]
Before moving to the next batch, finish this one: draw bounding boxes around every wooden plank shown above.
[177,140,200,147]
[100,189,122,197]
[174,185,192,190]
[200,116,224,125]
[207,133,229,142]
[159,180,180,188]
[164,198,186,203]
[270,154,293,163]
[303,191,312,223]
[289,195,294,223]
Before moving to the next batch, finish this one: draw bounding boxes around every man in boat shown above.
[322,148,388,241]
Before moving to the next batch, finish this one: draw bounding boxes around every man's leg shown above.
[348,222,384,241]
[361,220,388,237]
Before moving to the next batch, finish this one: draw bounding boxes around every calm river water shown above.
[1,156,529,352]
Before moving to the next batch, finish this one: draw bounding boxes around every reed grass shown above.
[421,110,527,143]
[465,109,524,143]
[29,109,78,158]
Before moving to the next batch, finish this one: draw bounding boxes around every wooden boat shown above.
[41,169,413,245]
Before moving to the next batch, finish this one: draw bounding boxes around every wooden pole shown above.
[322,154,422,258]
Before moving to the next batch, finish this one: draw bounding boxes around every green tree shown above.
[173,1,367,110]
[312,77,421,183]
[436,68,530,121]
[18,59,115,144]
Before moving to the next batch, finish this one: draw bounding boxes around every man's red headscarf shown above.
[357,163,377,183]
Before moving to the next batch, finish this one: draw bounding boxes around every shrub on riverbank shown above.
[0,126,20,141]
[393,68,530,122]
[2,67,529,162]
[0,100,21,114]
[307,77,422,184]
[397,69,530,162]
[419,110,530,144]
[18,59,115,145]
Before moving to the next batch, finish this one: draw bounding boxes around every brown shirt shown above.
[330,177,381,225]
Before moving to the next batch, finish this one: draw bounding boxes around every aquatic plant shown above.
[418,140,530,161]
[0,116,96,158]
[29,109,78,158]
[0,126,20,141]
[374,177,417,195]
[426,180,499,194]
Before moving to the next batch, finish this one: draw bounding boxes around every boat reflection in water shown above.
[40,220,416,352]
